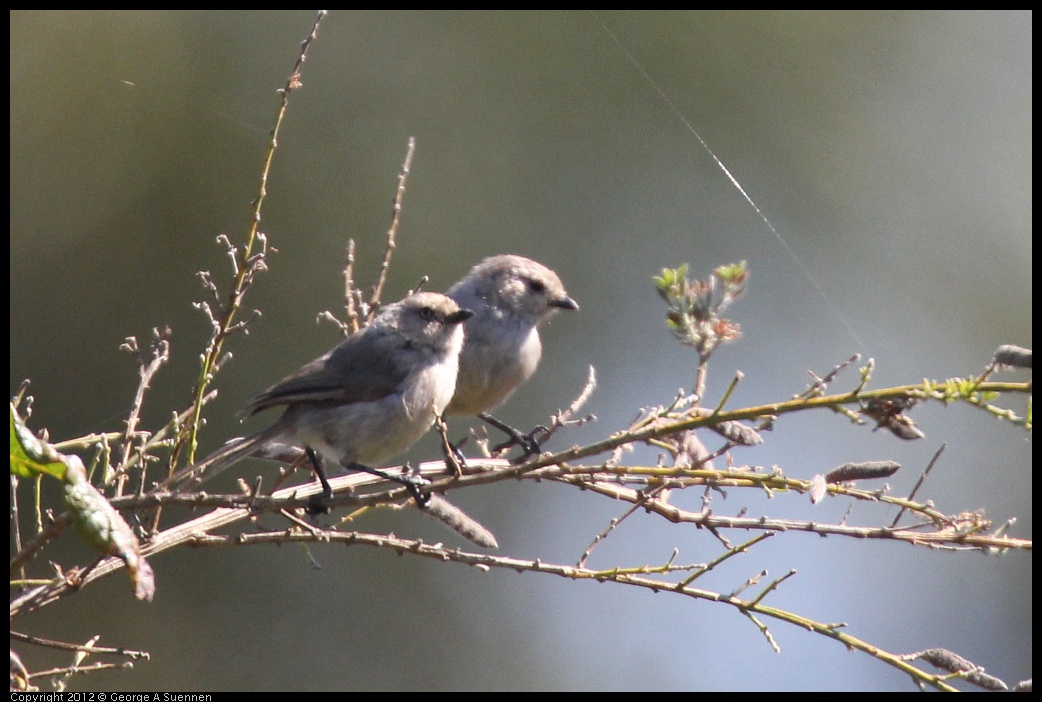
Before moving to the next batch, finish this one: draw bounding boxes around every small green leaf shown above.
[10,404,155,601]
[714,260,748,284]
[10,404,66,480]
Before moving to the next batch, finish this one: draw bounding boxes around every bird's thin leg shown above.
[478,412,548,463]
[305,449,431,511]
[305,448,335,515]
[346,462,431,508]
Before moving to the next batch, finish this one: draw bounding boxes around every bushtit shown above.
[168,292,473,508]
[444,255,578,453]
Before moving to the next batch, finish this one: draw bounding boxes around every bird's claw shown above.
[492,424,549,464]
[401,469,432,508]
[306,492,333,516]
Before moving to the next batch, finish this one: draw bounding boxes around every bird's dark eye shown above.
[527,278,546,294]
[418,307,436,320]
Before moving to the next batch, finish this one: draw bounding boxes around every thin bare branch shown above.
[368,137,416,315]
[173,10,327,468]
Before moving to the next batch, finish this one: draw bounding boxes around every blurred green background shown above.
[10,10,1031,691]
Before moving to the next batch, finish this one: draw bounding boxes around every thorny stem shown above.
[455,380,1031,485]
[45,526,966,690]
[368,137,416,313]
[343,238,358,334]
[173,11,327,469]
[117,332,170,497]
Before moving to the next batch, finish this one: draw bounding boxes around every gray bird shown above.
[445,254,578,455]
[168,292,473,508]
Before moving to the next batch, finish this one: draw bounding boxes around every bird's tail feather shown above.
[163,429,275,491]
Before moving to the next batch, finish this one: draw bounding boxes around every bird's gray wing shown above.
[243,332,409,415]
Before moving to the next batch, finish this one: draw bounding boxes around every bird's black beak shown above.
[551,296,579,311]
[448,308,475,324]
